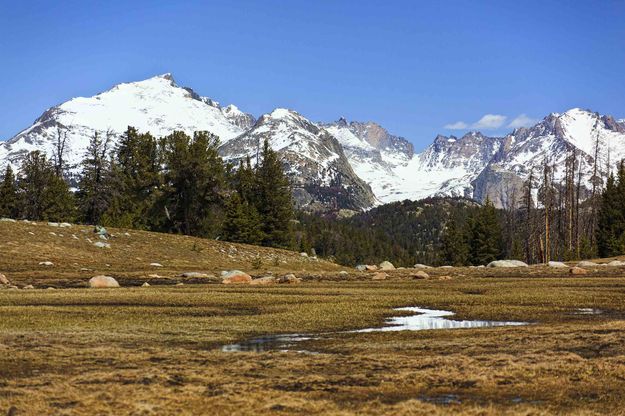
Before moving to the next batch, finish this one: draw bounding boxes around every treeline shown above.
[0,127,293,249]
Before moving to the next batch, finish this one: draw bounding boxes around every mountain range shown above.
[1,73,624,211]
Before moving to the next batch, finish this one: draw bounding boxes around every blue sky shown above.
[1,0,624,150]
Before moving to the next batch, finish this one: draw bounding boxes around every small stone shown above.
[181,272,210,278]
[22,285,35,290]
[414,264,432,269]
[38,261,54,267]
[569,267,588,275]
[339,271,349,276]
[0,273,9,285]
[94,241,111,249]
[300,252,308,257]
[175,282,184,286]
[150,263,163,267]
[412,271,430,279]
[250,276,277,285]
[142,282,151,287]
[372,272,388,280]
[438,275,453,280]
[365,265,378,271]
[355,265,367,271]
[278,273,302,284]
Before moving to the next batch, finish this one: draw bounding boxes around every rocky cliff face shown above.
[219,109,377,212]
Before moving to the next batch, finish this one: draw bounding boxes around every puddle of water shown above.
[221,334,317,353]
[357,307,527,332]
[221,307,527,352]
[573,308,603,315]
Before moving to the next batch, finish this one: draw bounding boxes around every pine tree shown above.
[440,217,469,266]
[468,198,502,265]
[0,165,19,218]
[222,193,264,244]
[597,162,625,257]
[106,127,161,229]
[255,139,293,248]
[159,130,225,236]
[17,151,74,221]
[76,131,113,224]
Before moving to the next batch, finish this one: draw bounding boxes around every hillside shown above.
[0,219,341,287]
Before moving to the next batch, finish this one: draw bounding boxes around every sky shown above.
[1,0,624,150]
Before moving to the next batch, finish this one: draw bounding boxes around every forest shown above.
[1,127,624,267]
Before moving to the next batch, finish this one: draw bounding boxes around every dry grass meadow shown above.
[2,220,625,415]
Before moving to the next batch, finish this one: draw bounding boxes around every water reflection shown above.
[221,334,315,352]
[357,307,527,332]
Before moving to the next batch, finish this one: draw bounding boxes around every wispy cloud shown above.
[471,114,507,130]
[443,121,468,130]
[508,114,538,128]
[444,113,538,131]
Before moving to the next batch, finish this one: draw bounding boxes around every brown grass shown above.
[3,221,625,414]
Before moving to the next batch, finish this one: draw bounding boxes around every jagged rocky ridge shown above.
[1,74,624,210]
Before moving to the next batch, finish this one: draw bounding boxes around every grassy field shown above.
[3,221,625,415]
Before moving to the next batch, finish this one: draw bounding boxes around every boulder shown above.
[250,276,277,285]
[278,274,302,284]
[355,265,367,271]
[38,261,54,267]
[439,265,453,269]
[142,282,151,287]
[89,275,120,288]
[0,218,16,223]
[365,265,378,271]
[0,273,9,285]
[487,260,528,268]
[607,260,625,267]
[569,267,588,275]
[372,272,388,280]
[379,261,395,271]
[577,261,598,267]
[93,241,111,249]
[222,270,253,284]
[414,264,432,269]
[300,252,308,257]
[548,261,568,268]
[412,270,429,279]
[339,271,349,276]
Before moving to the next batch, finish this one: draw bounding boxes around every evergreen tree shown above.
[76,131,113,224]
[467,198,502,265]
[159,130,225,236]
[440,217,469,266]
[106,127,161,228]
[222,193,264,244]
[597,166,625,257]
[255,139,293,248]
[17,151,75,221]
[0,165,19,218]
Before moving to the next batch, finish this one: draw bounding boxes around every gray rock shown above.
[278,273,302,284]
[487,260,528,268]
[181,272,209,278]
[379,261,395,271]
[93,241,111,249]
[548,261,568,268]
[38,261,54,266]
